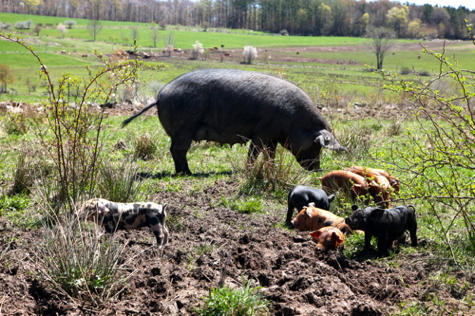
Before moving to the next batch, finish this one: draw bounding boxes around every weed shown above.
[196,276,270,316]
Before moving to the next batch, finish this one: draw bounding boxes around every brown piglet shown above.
[310,227,345,252]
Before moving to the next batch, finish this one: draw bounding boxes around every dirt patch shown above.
[0,184,470,315]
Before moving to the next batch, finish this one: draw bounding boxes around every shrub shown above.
[64,20,77,29]
[381,39,475,267]
[280,29,289,36]
[400,67,411,75]
[57,23,67,37]
[417,69,430,76]
[242,45,257,64]
[3,112,28,135]
[190,41,204,59]
[196,276,269,316]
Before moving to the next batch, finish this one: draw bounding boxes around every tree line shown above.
[1,0,474,39]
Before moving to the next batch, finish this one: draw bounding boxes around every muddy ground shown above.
[0,179,472,315]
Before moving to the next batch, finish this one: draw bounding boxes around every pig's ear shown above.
[308,202,315,207]
[351,205,359,212]
[306,207,313,217]
[310,231,321,238]
[96,200,110,214]
[370,208,385,222]
[332,232,344,244]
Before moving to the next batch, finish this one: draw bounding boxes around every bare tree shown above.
[163,31,175,57]
[150,24,160,48]
[87,19,103,41]
[367,26,395,70]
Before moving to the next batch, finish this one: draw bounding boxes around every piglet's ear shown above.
[351,205,359,212]
[310,231,321,238]
[330,232,344,244]
[308,202,315,207]
[306,207,313,217]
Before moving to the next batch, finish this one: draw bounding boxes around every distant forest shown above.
[1,0,475,39]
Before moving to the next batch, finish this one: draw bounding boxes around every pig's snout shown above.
[291,219,299,228]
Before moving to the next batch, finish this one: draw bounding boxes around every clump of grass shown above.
[33,210,131,302]
[335,124,372,159]
[96,159,143,203]
[221,196,264,214]
[386,120,404,137]
[3,112,31,135]
[133,132,157,160]
[196,276,270,316]
[10,150,33,195]
[166,211,187,233]
[237,145,309,195]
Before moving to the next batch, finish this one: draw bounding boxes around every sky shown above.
[375,0,475,10]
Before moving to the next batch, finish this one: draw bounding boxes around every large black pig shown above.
[345,204,418,255]
[286,185,335,223]
[122,69,347,174]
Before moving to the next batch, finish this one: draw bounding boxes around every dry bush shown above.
[32,209,134,303]
[235,144,310,195]
[133,132,158,160]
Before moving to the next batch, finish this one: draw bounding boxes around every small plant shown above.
[0,194,29,215]
[196,276,269,316]
[133,132,158,160]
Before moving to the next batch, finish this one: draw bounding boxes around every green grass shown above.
[196,276,270,316]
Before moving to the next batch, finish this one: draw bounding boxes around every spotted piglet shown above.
[78,198,169,246]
